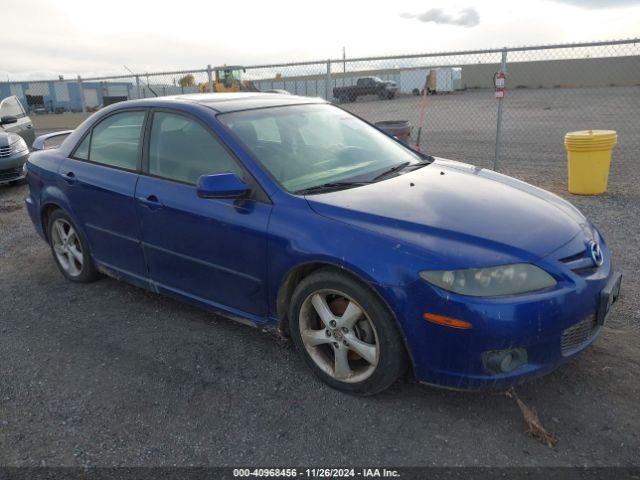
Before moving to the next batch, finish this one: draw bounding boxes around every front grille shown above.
[0,145,11,158]
[561,314,598,355]
[0,167,23,182]
[559,248,597,275]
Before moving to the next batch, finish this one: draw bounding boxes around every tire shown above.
[289,268,408,395]
[47,209,100,283]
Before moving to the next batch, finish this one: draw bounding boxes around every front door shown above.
[136,111,271,317]
[58,109,148,279]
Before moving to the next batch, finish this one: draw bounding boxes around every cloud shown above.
[549,0,640,7]
[401,8,480,27]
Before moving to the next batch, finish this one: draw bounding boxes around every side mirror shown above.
[0,115,18,125]
[197,172,250,199]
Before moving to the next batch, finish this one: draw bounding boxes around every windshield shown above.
[219,104,424,193]
[218,69,241,87]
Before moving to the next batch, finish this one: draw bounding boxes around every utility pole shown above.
[493,48,508,171]
[343,46,346,87]
[343,46,346,73]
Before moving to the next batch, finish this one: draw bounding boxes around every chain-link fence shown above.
[2,38,639,186]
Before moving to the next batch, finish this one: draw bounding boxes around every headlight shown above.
[419,263,556,297]
[9,134,28,155]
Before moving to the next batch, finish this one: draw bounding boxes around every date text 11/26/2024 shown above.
[232,468,400,478]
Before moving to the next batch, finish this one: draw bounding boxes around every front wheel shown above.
[48,210,100,283]
[289,269,408,395]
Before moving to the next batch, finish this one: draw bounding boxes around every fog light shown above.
[482,348,528,374]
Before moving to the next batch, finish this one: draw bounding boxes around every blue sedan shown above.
[24,93,621,394]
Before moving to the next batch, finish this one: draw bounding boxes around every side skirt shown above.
[94,260,278,331]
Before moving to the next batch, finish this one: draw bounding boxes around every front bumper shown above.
[385,240,619,391]
[0,152,28,184]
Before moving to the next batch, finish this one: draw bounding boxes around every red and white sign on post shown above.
[494,71,506,99]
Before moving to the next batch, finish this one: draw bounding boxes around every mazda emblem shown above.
[589,241,604,267]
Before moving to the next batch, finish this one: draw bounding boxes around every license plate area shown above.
[597,272,622,325]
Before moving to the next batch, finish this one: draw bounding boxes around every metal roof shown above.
[129,92,327,113]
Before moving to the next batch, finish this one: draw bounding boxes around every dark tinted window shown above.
[0,97,25,117]
[88,111,145,170]
[148,112,242,185]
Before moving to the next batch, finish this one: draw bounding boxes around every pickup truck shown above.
[333,77,397,103]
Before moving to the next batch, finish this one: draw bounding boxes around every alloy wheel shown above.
[51,219,83,277]
[298,289,379,383]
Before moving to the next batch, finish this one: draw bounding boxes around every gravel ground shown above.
[1,88,639,467]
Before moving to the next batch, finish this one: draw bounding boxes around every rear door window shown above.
[86,111,146,170]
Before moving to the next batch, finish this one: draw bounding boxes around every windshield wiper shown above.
[294,181,372,195]
[407,160,433,170]
[372,159,433,182]
[371,161,411,181]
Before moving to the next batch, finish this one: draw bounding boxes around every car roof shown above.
[122,92,327,113]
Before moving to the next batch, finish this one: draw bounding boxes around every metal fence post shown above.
[493,48,508,171]
[325,60,332,101]
[135,75,141,99]
[77,75,86,113]
[207,64,214,92]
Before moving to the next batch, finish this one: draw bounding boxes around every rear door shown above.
[135,110,272,317]
[0,96,35,146]
[58,109,148,280]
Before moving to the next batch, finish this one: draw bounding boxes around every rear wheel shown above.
[289,269,408,395]
[48,210,100,283]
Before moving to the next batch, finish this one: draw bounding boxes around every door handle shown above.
[60,171,75,184]
[137,194,162,210]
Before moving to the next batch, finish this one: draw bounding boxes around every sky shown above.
[1,0,639,80]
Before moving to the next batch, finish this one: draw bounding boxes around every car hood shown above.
[305,158,589,264]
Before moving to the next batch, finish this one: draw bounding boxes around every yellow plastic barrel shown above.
[564,130,617,195]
